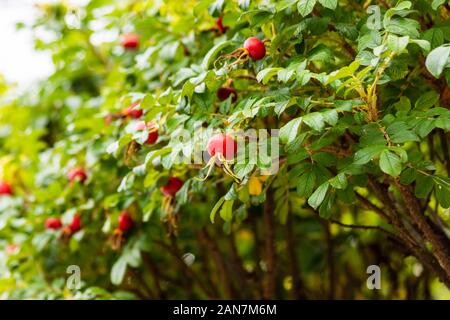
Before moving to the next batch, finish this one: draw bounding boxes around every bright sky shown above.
[0,0,54,88]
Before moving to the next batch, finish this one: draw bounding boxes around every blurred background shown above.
[0,0,53,88]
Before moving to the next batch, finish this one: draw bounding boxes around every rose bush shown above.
[0,0,450,299]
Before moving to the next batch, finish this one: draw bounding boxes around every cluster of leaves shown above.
[0,0,449,299]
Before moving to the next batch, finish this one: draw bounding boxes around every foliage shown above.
[0,0,450,299]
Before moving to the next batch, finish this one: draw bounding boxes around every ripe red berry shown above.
[160,177,183,197]
[217,87,237,103]
[121,34,139,50]
[68,167,87,183]
[243,37,266,61]
[135,121,159,145]
[68,214,81,233]
[207,134,237,160]
[0,181,13,196]
[45,217,62,230]
[118,211,134,232]
[217,86,237,103]
[216,17,228,34]
[122,102,143,119]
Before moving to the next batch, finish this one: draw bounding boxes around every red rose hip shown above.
[160,177,183,197]
[135,121,159,145]
[243,37,266,61]
[207,134,237,160]
[217,86,237,103]
[216,17,228,34]
[68,167,87,183]
[68,214,81,233]
[122,102,143,119]
[118,211,133,232]
[0,181,13,196]
[45,217,62,230]
[121,34,139,50]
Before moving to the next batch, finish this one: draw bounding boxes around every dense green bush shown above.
[0,0,450,299]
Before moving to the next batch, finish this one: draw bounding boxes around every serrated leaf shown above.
[296,170,316,197]
[415,91,440,110]
[234,163,255,179]
[303,112,325,131]
[354,145,386,165]
[256,67,283,84]
[400,167,417,184]
[280,117,302,144]
[387,34,409,53]
[415,174,434,198]
[308,182,329,210]
[379,150,402,177]
[319,0,337,10]
[297,0,317,17]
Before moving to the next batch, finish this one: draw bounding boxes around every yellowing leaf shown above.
[248,176,263,196]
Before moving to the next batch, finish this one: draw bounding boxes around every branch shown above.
[394,179,450,279]
[263,188,277,299]
[198,228,236,299]
[286,210,307,299]
[322,220,336,299]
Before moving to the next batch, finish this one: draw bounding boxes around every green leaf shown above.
[354,145,386,165]
[410,39,430,52]
[385,17,420,38]
[326,60,360,84]
[423,28,444,50]
[318,0,337,10]
[400,168,417,185]
[296,170,316,197]
[106,141,119,155]
[210,196,225,223]
[387,34,409,53]
[432,0,445,10]
[329,173,348,189]
[202,40,235,70]
[392,96,411,112]
[308,182,329,210]
[415,91,440,110]
[280,117,302,144]
[111,257,127,285]
[234,163,255,179]
[379,150,402,177]
[277,68,295,83]
[319,192,335,218]
[425,45,450,78]
[297,0,317,17]
[435,183,450,208]
[303,112,325,131]
[257,67,283,84]
[415,175,434,198]
[220,200,234,222]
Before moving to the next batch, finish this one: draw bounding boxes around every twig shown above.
[328,218,396,238]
